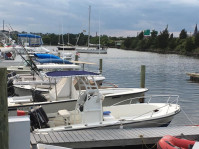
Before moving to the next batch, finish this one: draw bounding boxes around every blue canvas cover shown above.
[35,58,73,64]
[46,71,99,77]
[34,53,61,59]
[18,34,41,38]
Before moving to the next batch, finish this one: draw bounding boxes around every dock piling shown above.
[99,59,103,73]
[140,65,146,103]
[0,67,8,149]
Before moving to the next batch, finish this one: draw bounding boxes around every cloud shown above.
[0,0,198,37]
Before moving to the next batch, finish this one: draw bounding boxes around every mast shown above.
[88,5,91,47]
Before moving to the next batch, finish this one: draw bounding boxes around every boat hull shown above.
[8,99,76,116]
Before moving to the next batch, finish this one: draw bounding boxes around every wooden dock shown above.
[31,126,199,148]
[186,72,199,81]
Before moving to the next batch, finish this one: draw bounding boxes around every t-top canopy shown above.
[18,34,41,38]
[45,70,99,78]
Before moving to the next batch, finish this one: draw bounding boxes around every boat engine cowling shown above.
[29,106,49,130]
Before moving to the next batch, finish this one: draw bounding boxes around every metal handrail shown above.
[112,95,180,120]
[111,95,179,106]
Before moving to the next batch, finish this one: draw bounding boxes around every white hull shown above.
[8,98,76,116]
[76,47,107,54]
[33,102,181,132]
[13,86,148,105]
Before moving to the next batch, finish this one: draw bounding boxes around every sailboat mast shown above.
[88,5,91,48]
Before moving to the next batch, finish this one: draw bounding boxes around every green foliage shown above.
[185,37,195,52]
[179,29,187,39]
[137,31,144,40]
[194,33,199,47]
[156,28,169,49]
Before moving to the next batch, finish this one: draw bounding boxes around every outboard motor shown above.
[31,89,47,102]
[7,79,16,97]
[29,106,49,130]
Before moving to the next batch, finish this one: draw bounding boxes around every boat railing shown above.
[111,95,179,107]
[115,95,180,120]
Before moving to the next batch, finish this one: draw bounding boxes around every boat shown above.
[26,71,180,132]
[75,6,107,54]
[7,53,74,74]
[57,33,75,51]
[157,135,198,149]
[57,45,75,51]
[75,46,107,54]
[17,33,50,54]
[8,70,148,116]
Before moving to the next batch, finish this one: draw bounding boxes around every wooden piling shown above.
[75,54,79,61]
[0,68,8,149]
[140,65,145,88]
[140,65,146,103]
[99,59,102,73]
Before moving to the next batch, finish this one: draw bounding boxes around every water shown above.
[2,47,199,126]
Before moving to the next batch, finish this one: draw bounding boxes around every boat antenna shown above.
[88,5,91,48]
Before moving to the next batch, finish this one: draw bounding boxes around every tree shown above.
[157,28,169,49]
[179,29,187,39]
[185,37,195,52]
[194,33,199,47]
[123,37,132,48]
[137,31,144,40]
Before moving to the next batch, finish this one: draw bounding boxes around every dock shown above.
[186,72,199,81]
[31,126,199,148]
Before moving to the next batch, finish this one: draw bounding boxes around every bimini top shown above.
[45,70,99,78]
[35,58,73,64]
[18,34,41,38]
[34,53,60,59]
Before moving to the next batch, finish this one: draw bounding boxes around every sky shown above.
[1,0,199,37]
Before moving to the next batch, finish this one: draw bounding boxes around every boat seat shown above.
[48,109,71,127]
[58,109,70,118]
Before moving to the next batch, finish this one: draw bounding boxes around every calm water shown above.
[2,47,199,126]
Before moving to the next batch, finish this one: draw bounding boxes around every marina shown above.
[1,46,199,148]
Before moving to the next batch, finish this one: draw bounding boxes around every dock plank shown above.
[39,133,48,143]
[63,131,76,142]
[53,132,64,143]
[76,130,95,141]
[30,133,37,144]
[58,132,70,142]
[42,133,54,143]
[70,130,86,142]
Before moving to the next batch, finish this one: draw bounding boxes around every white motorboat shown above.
[28,72,180,132]
[8,70,147,116]
[75,46,107,54]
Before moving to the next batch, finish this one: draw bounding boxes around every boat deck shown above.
[31,126,199,148]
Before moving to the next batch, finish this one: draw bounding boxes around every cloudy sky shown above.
[1,0,199,37]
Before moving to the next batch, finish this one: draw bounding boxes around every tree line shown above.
[33,27,199,56]
[122,27,199,56]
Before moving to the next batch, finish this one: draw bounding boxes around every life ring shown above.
[157,135,195,149]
